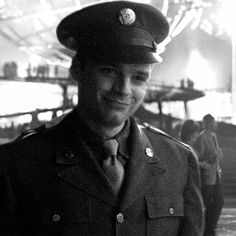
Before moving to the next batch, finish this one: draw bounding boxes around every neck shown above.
[206,128,214,134]
[76,108,125,139]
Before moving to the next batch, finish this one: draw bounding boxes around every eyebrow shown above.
[97,62,151,76]
[134,71,150,78]
[131,66,151,76]
[130,64,153,74]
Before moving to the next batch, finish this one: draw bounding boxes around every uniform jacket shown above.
[0,110,204,236]
[194,130,222,185]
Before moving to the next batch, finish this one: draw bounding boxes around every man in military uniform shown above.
[0,1,204,235]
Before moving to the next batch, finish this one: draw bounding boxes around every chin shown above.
[101,113,128,127]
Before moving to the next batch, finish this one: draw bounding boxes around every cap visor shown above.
[80,47,162,64]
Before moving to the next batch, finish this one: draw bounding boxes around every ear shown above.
[69,57,83,82]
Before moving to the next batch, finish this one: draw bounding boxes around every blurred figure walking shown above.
[180,119,210,167]
[180,119,199,147]
[194,114,224,236]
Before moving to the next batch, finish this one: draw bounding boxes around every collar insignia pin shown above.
[145,147,154,158]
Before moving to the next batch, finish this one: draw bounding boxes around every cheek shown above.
[94,76,114,92]
[133,86,147,101]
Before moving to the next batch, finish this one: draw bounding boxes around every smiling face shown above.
[77,59,153,129]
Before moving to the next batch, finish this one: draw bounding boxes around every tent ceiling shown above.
[0,0,217,67]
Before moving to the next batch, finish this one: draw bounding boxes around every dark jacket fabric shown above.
[0,110,204,236]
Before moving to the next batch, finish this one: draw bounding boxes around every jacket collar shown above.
[54,111,118,205]
[118,117,166,211]
[53,110,166,208]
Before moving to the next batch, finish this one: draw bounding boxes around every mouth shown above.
[104,97,131,108]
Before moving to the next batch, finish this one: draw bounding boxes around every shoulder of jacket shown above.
[141,122,191,151]
[197,130,208,138]
[14,124,47,142]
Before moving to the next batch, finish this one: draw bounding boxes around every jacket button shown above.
[52,214,61,222]
[169,207,175,215]
[64,151,74,159]
[116,213,124,223]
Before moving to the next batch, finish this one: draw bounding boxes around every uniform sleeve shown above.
[181,151,205,236]
[0,148,19,235]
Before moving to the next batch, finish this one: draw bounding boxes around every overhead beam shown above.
[0,6,82,22]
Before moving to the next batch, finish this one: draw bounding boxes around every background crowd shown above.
[180,114,224,236]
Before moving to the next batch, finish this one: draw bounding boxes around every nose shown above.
[114,76,131,97]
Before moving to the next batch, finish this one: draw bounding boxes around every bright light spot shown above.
[218,0,236,37]
[0,118,9,128]
[19,47,27,51]
[189,91,232,122]
[186,50,216,90]
[18,65,28,78]
[191,17,201,30]
[17,114,32,124]
[203,2,212,8]
[72,95,78,105]
[40,0,51,10]
[210,14,216,20]
[0,0,5,8]
[0,81,63,116]
[56,110,63,117]
[38,111,53,121]
[143,103,159,114]
[29,54,42,67]
[163,101,186,120]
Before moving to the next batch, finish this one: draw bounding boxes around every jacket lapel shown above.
[53,112,118,206]
[119,118,166,211]
[51,111,166,209]
[57,163,117,206]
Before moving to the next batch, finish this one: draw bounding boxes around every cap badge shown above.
[118,8,136,25]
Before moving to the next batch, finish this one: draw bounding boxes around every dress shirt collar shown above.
[72,109,130,159]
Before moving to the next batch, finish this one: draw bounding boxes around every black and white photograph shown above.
[0,0,235,235]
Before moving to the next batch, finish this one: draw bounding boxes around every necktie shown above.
[102,139,125,195]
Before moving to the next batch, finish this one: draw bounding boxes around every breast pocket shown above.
[145,195,184,236]
[39,198,91,235]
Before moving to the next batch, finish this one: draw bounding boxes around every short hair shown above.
[180,119,199,143]
[69,53,88,82]
[203,114,215,124]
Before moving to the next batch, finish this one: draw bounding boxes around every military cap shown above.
[57,1,169,63]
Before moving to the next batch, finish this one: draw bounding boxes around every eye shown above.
[100,67,118,77]
[132,74,148,84]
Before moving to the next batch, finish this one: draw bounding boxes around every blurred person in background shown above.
[180,119,211,168]
[180,119,199,149]
[194,114,224,236]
